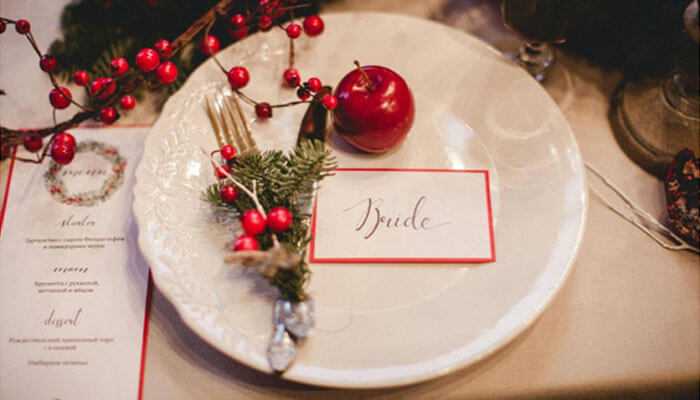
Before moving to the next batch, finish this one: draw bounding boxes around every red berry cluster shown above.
[6,16,173,164]
[210,143,293,252]
[295,75,337,110]
[4,2,334,166]
[286,15,324,39]
[208,6,336,119]
[1,17,77,165]
[66,38,179,127]
[135,41,180,84]
[235,206,293,251]
[22,131,77,165]
[202,1,325,55]
[2,16,179,153]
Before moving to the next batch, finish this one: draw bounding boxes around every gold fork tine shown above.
[206,89,260,155]
[221,93,257,154]
[229,93,259,153]
[205,95,225,149]
[214,93,241,151]
[215,92,253,154]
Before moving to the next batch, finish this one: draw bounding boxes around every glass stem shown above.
[663,71,700,119]
[517,41,554,82]
[664,0,700,119]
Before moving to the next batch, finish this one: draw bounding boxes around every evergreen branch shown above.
[278,139,337,201]
[203,139,335,301]
[93,38,134,78]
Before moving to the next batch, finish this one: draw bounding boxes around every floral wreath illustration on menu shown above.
[44,141,127,207]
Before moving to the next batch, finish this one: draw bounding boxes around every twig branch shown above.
[203,148,280,247]
[0,0,235,147]
[1,0,319,160]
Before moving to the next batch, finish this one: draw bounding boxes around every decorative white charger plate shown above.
[133,12,587,389]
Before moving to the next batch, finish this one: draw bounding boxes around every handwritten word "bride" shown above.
[344,196,449,239]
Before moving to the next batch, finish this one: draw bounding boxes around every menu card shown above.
[0,127,150,399]
[310,168,495,263]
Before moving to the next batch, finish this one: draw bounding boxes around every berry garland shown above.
[44,141,127,207]
[0,0,337,166]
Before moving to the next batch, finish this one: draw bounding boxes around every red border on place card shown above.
[0,126,154,399]
[309,168,496,264]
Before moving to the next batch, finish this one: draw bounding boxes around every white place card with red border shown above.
[0,127,151,400]
[310,168,495,263]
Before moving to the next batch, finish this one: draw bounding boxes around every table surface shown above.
[1,1,698,399]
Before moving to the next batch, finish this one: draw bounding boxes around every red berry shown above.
[135,48,160,72]
[23,135,43,153]
[220,185,238,203]
[49,87,72,109]
[267,207,293,233]
[0,21,6,34]
[90,77,117,100]
[73,70,90,86]
[215,164,231,179]
[119,95,136,110]
[51,143,75,165]
[321,94,338,110]
[227,66,250,90]
[220,144,237,161]
[15,19,30,34]
[100,107,119,124]
[258,15,273,31]
[306,77,322,92]
[282,68,300,87]
[286,23,302,39]
[200,34,220,56]
[296,87,310,100]
[303,15,324,37]
[110,57,129,77]
[230,13,246,28]
[255,102,272,119]
[156,61,178,84]
[89,79,103,95]
[39,55,57,72]
[233,235,260,251]
[228,25,248,41]
[154,39,173,58]
[261,0,283,18]
[241,209,267,236]
[53,132,76,148]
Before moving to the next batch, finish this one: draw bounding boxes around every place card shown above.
[310,168,495,263]
[0,127,151,399]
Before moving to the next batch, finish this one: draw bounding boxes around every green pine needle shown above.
[203,139,336,301]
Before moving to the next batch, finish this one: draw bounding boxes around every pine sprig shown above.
[93,38,135,78]
[203,139,336,301]
[278,139,337,202]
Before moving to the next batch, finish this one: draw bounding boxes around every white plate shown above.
[133,12,587,389]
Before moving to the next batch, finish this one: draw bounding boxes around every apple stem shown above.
[354,60,374,91]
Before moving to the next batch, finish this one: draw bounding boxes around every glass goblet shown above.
[500,0,569,82]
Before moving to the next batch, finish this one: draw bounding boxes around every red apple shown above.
[332,65,414,153]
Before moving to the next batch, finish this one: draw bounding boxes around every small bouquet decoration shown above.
[202,95,336,372]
